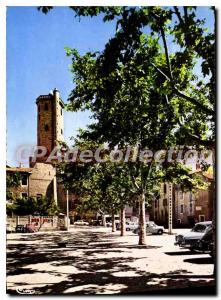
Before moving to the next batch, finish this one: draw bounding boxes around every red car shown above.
[25,224,38,233]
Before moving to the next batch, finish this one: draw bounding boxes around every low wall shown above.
[7,215,59,231]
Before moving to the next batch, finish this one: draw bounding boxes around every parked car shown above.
[133,221,164,235]
[90,220,102,226]
[73,220,89,226]
[193,225,214,257]
[125,222,139,231]
[6,223,15,233]
[106,220,120,228]
[25,223,38,233]
[15,224,26,233]
[174,221,212,252]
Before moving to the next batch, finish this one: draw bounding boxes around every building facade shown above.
[151,171,214,228]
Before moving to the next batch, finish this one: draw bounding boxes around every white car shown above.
[133,221,164,235]
[73,220,89,226]
[125,221,139,231]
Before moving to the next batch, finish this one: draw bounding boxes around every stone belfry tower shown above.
[36,88,64,162]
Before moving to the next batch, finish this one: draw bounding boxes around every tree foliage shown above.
[39,6,214,244]
[7,196,59,216]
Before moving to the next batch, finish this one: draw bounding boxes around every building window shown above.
[21,174,28,186]
[179,191,184,200]
[199,215,205,222]
[21,192,28,199]
[61,109,62,115]
[36,194,42,201]
[44,103,48,111]
[190,203,193,213]
[177,219,181,225]
[189,192,193,202]
[164,183,167,194]
[45,124,49,131]
[163,198,167,206]
[180,204,184,213]
[61,129,63,134]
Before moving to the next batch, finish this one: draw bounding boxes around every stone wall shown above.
[29,163,56,199]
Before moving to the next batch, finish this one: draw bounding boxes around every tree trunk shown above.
[139,192,146,245]
[120,206,126,236]
[212,148,216,276]
[111,210,116,232]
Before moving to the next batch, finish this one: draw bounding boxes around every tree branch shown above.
[152,12,173,80]
[151,11,214,117]
[173,6,184,25]
[173,88,214,115]
[150,62,214,116]
[178,118,215,147]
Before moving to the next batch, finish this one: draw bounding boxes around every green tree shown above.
[10,196,58,216]
[39,6,214,245]
[57,140,136,235]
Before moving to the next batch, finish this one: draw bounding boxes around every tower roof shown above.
[36,92,65,108]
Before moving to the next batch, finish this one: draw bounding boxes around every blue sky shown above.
[7,6,117,166]
[7,7,214,166]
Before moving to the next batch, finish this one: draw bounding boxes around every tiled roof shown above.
[6,167,33,173]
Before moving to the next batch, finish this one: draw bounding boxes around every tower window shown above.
[61,109,62,115]
[61,129,63,134]
[44,103,48,111]
[38,105,40,112]
[45,124,49,131]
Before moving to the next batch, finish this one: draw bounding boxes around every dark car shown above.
[175,221,212,252]
[15,224,26,233]
[194,225,214,257]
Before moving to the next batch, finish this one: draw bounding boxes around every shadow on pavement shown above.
[184,257,214,264]
[7,230,216,295]
[165,251,200,256]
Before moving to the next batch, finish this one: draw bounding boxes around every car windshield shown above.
[191,224,206,232]
[147,222,155,227]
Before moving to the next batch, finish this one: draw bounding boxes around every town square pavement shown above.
[7,227,215,295]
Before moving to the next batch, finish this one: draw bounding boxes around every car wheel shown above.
[158,229,163,235]
[209,251,214,258]
[189,247,196,253]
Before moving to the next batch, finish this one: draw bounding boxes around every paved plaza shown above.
[7,227,215,295]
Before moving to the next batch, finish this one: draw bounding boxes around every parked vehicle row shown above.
[8,224,38,233]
